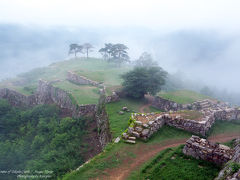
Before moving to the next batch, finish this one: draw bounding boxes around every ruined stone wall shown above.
[215,138,240,180]
[0,88,37,107]
[214,108,240,121]
[36,80,97,118]
[67,71,101,87]
[0,80,96,118]
[151,96,183,111]
[123,113,165,142]
[0,80,113,149]
[96,93,112,147]
[165,113,215,137]
[183,135,234,165]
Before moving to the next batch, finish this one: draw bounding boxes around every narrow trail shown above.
[98,133,240,180]
[139,103,151,113]
[139,95,154,113]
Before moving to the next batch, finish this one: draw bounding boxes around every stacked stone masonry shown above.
[215,138,240,180]
[67,71,102,87]
[183,135,234,165]
[182,136,240,180]
[124,99,240,143]
[122,113,165,143]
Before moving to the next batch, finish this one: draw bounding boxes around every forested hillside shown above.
[0,99,91,179]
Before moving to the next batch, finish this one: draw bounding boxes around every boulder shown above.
[141,129,150,136]
[119,111,124,115]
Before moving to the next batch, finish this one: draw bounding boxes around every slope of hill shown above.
[0,58,131,104]
[157,90,211,104]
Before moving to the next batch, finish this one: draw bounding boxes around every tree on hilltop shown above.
[122,66,167,98]
[99,43,129,64]
[83,43,94,59]
[68,44,83,58]
[99,43,113,60]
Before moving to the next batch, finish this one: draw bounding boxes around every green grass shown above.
[128,145,220,180]
[62,142,134,180]
[158,90,211,104]
[62,118,240,180]
[209,120,240,136]
[146,125,192,144]
[0,58,131,102]
[52,80,100,105]
[61,125,192,180]
[106,98,147,138]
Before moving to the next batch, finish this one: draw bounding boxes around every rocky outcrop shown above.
[67,71,102,87]
[151,96,183,111]
[183,135,234,165]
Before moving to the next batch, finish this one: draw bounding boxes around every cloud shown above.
[1,0,240,32]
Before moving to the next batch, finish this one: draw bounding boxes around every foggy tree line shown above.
[68,43,94,59]
[69,43,130,64]
[68,42,159,67]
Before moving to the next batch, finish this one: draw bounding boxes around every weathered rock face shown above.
[151,96,183,111]
[67,71,102,87]
[183,136,234,166]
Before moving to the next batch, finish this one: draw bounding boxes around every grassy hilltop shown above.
[0,58,131,104]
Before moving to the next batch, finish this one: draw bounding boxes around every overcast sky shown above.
[1,0,240,95]
[1,0,240,32]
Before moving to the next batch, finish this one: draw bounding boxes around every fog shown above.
[1,0,240,104]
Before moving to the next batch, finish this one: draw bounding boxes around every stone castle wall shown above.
[183,135,234,165]
[0,88,37,107]
[123,113,165,142]
[215,139,240,180]
[165,113,215,137]
[96,92,112,147]
[0,80,97,118]
[0,80,113,149]
[67,71,101,87]
[151,96,183,111]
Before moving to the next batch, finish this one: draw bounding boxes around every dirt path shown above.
[139,95,154,113]
[98,133,240,180]
[139,103,151,113]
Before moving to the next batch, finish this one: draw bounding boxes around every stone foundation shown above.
[183,135,234,165]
